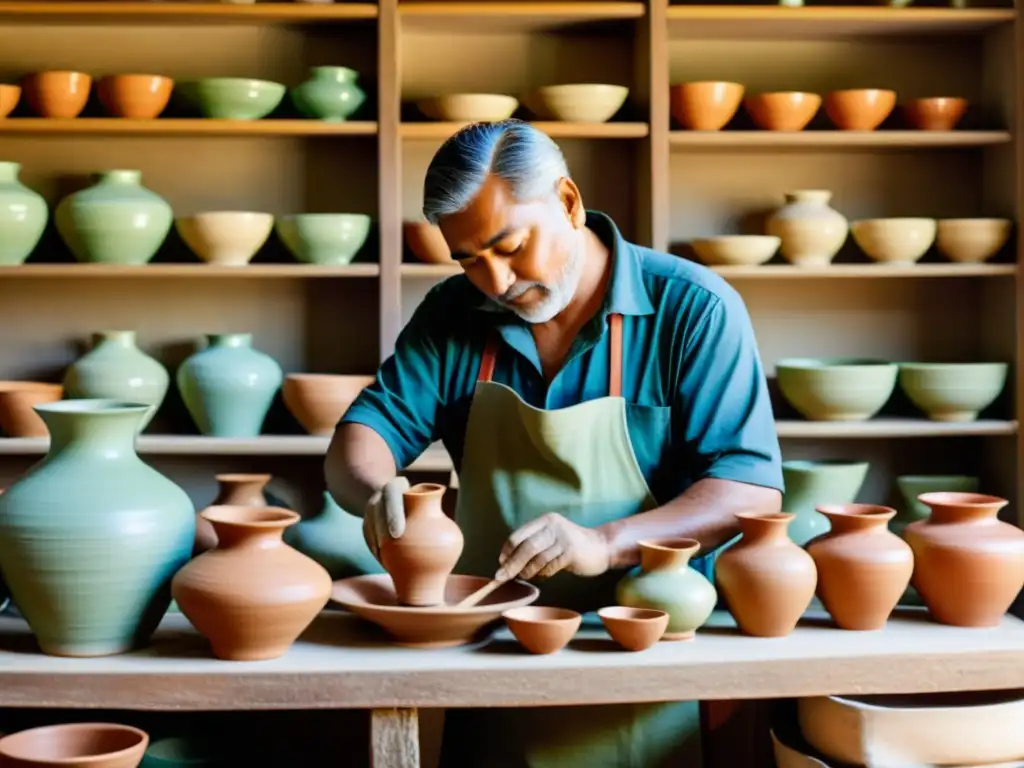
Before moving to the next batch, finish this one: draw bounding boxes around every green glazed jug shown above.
[284,491,383,579]
[0,161,47,266]
[291,66,366,122]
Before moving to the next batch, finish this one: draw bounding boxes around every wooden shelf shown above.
[0,436,329,456]
[665,5,1016,40]
[669,131,1012,149]
[402,122,649,140]
[0,119,378,137]
[0,265,380,278]
[775,419,1018,439]
[400,1,645,32]
[0,1,378,23]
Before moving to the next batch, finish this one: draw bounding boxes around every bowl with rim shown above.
[0,84,20,118]
[670,81,744,130]
[850,218,937,265]
[691,235,779,266]
[180,77,285,120]
[283,373,375,435]
[598,606,669,651]
[175,211,274,266]
[503,606,581,654]
[776,358,898,421]
[417,93,519,122]
[936,218,1012,263]
[897,362,1008,422]
[824,88,896,130]
[745,91,821,131]
[903,96,967,131]
[97,74,174,119]
[0,723,148,768]
[276,213,371,265]
[527,84,628,123]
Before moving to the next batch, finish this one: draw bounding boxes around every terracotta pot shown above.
[766,190,849,267]
[0,84,20,119]
[194,473,271,554]
[904,492,1024,627]
[669,81,744,131]
[903,97,967,131]
[23,70,92,119]
[282,373,374,436]
[503,606,581,654]
[716,512,817,637]
[380,482,464,606]
[172,505,332,661]
[0,722,148,768]
[597,606,669,651]
[97,74,174,119]
[807,504,913,630]
[744,91,821,131]
[824,88,896,131]
[404,221,452,264]
[0,381,63,437]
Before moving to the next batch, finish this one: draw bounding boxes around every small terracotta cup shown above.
[503,606,581,654]
[404,220,452,264]
[0,84,20,118]
[598,606,669,652]
[97,74,174,119]
[745,91,821,131]
[669,81,744,131]
[0,722,148,767]
[0,382,64,437]
[824,88,896,131]
[903,97,967,131]
[23,70,92,118]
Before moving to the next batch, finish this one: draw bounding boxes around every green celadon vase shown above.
[781,459,870,545]
[284,491,383,579]
[291,66,366,122]
[0,161,47,266]
[176,333,283,438]
[63,330,170,431]
[55,169,172,264]
[0,399,195,657]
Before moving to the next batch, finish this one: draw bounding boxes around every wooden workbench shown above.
[0,608,1022,766]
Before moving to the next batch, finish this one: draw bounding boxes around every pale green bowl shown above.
[182,78,286,120]
[898,362,1008,422]
[276,213,372,265]
[776,358,898,421]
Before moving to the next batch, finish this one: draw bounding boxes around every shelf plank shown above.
[0,119,378,137]
[0,610,1022,709]
[666,5,1016,40]
[0,1,378,23]
[400,1,645,32]
[0,436,330,456]
[401,122,648,140]
[0,265,380,278]
[775,419,1018,439]
[669,131,1011,149]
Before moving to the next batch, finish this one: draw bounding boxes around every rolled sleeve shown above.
[675,292,783,493]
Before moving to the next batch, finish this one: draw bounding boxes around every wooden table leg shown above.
[371,707,420,768]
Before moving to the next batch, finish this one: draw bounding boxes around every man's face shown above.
[437,175,585,324]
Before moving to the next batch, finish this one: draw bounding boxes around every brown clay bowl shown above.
[824,89,896,131]
[23,70,92,119]
[0,722,148,767]
[282,373,375,436]
[331,574,540,648]
[404,220,452,264]
[598,606,669,652]
[0,381,63,437]
[503,606,581,655]
[745,91,821,131]
[97,74,174,119]
[669,81,744,131]
[903,97,967,131]
[0,84,21,118]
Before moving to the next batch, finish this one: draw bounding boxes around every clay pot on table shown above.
[0,381,63,437]
[597,606,669,651]
[23,70,92,118]
[172,505,332,661]
[904,492,1024,627]
[0,722,148,768]
[807,504,913,630]
[716,512,817,637]
[194,472,271,554]
[282,373,375,436]
[97,74,174,119]
[765,190,848,267]
[380,482,464,606]
[503,606,581,655]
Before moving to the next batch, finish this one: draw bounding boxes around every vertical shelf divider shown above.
[646,0,670,252]
[378,0,403,362]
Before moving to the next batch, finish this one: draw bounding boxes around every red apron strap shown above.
[608,312,623,398]
[477,336,499,383]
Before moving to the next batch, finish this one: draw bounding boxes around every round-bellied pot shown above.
[776,358,898,421]
[0,399,195,657]
[284,490,384,579]
[893,474,979,535]
[291,66,366,122]
[176,333,283,438]
[63,330,169,430]
[897,362,1008,422]
[194,472,271,554]
[172,505,332,660]
[781,459,870,545]
[616,537,717,640]
[765,190,849,267]
[904,492,1024,627]
[0,161,47,266]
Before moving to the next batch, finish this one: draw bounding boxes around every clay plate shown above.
[331,574,540,648]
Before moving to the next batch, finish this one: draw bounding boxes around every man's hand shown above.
[495,513,611,581]
[363,476,411,561]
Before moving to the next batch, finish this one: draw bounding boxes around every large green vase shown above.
[0,161,47,266]
[291,66,366,122]
[55,169,172,264]
[176,333,283,438]
[63,330,170,430]
[781,459,869,545]
[284,491,383,579]
[0,399,195,656]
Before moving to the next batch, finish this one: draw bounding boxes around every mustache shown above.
[497,281,547,302]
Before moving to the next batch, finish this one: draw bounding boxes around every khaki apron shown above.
[439,313,702,768]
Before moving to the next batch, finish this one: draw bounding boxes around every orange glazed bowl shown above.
[824,88,896,131]
[745,91,821,131]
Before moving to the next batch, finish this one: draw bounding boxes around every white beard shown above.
[493,235,586,324]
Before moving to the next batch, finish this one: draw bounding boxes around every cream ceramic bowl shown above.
[936,218,1012,263]
[897,362,1008,422]
[776,358,898,421]
[850,217,937,265]
[529,84,628,123]
[691,235,779,266]
[175,211,274,266]
[417,93,518,122]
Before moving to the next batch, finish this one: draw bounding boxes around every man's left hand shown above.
[495,513,611,581]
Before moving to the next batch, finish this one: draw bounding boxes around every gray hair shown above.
[422,119,570,225]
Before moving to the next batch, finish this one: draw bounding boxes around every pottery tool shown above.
[454,576,509,609]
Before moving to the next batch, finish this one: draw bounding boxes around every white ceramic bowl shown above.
[936,218,1012,263]
[851,217,937,265]
[175,211,274,266]
[529,84,628,123]
[691,235,779,266]
[417,93,518,122]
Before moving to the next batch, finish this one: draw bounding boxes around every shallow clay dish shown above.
[417,93,518,122]
[0,84,21,118]
[936,218,1012,263]
[850,217,937,265]
[97,74,174,119]
[598,606,669,651]
[691,235,779,266]
[331,574,539,648]
[283,373,375,435]
[745,91,821,131]
[0,722,148,768]
[824,88,896,130]
[903,97,967,131]
[670,81,744,130]
[503,606,581,655]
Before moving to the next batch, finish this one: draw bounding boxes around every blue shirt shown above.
[343,211,784,503]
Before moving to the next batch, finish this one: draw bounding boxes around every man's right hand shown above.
[363,476,411,561]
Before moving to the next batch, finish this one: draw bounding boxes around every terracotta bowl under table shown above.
[331,574,540,648]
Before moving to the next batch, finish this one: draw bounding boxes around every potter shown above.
[326,119,783,768]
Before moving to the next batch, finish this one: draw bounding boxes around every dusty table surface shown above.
[0,607,1021,710]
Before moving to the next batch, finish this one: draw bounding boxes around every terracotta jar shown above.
[194,473,271,554]
[766,190,849,267]
[379,482,464,606]
[807,504,913,631]
[171,505,332,661]
[904,492,1024,627]
[716,512,817,637]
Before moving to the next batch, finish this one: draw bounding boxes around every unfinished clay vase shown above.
[766,190,849,267]
[193,473,271,554]
[379,482,464,607]
[904,492,1024,627]
[716,512,817,637]
[807,504,913,631]
[172,505,331,661]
